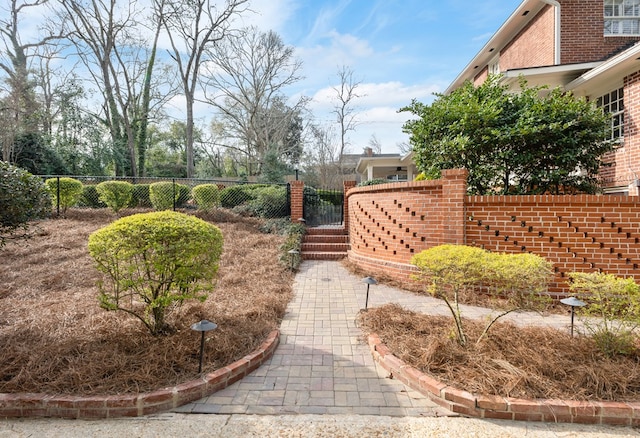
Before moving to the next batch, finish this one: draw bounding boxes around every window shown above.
[596,88,624,140]
[605,0,640,35]
[488,56,500,75]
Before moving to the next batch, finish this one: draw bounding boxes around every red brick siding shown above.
[500,5,556,71]
[560,0,640,63]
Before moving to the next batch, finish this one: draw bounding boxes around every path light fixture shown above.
[560,297,586,337]
[190,320,218,373]
[288,249,300,271]
[362,276,377,310]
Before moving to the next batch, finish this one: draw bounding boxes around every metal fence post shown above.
[172,178,176,211]
[56,176,60,217]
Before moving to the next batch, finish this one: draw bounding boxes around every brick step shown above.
[301,251,347,261]
[305,227,348,236]
[303,235,349,244]
[302,242,350,252]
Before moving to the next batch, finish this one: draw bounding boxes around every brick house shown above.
[446,0,640,195]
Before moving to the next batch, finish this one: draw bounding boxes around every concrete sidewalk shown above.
[2,260,638,437]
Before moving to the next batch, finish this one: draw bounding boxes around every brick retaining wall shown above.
[0,330,279,419]
[345,170,640,296]
[367,333,640,426]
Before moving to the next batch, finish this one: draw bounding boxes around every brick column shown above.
[290,180,305,224]
[343,180,357,231]
[441,169,468,244]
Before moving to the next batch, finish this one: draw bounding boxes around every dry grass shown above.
[359,304,640,401]
[0,209,293,395]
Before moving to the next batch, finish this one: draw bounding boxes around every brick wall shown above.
[346,169,468,281]
[560,0,640,64]
[467,195,640,296]
[346,171,640,296]
[500,5,555,71]
[290,180,304,223]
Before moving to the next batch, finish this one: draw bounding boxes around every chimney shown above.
[365,147,373,157]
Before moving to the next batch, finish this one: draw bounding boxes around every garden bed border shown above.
[0,330,279,419]
[367,333,640,426]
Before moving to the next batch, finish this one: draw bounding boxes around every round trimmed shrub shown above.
[96,181,133,213]
[130,184,151,208]
[0,161,50,246]
[149,181,190,210]
[192,184,220,212]
[79,185,107,208]
[88,211,223,335]
[45,177,83,213]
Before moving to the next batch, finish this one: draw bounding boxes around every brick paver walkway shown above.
[177,260,576,416]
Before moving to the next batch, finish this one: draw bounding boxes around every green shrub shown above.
[176,183,191,208]
[149,181,189,211]
[130,184,151,208]
[192,184,220,212]
[357,178,388,187]
[279,222,305,270]
[88,211,223,335]
[219,184,267,209]
[411,245,552,346]
[250,185,288,218]
[96,181,133,213]
[569,272,640,357]
[79,185,107,208]
[0,161,51,247]
[45,177,84,213]
[316,189,343,206]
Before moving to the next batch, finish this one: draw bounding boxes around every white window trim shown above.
[596,87,625,141]
[605,0,640,36]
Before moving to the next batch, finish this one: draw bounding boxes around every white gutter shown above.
[541,0,561,65]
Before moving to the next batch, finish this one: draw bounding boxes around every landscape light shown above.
[362,277,377,310]
[190,320,218,373]
[560,297,586,337]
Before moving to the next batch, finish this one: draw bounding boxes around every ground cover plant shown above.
[0,208,294,395]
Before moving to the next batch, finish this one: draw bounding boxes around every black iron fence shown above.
[40,175,291,220]
[303,186,344,227]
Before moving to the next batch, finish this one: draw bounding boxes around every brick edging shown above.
[367,333,640,426]
[0,330,280,419]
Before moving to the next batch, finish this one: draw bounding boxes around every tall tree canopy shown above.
[401,76,617,195]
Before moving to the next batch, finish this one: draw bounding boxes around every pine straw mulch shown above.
[0,208,294,395]
[359,304,640,402]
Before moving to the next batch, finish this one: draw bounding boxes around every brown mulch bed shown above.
[0,208,294,395]
[359,304,640,402]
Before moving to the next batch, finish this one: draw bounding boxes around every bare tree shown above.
[0,0,64,162]
[59,0,174,177]
[202,27,306,175]
[332,65,362,173]
[161,0,249,178]
[368,133,382,155]
[304,123,341,188]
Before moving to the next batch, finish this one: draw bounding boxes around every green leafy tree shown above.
[0,161,51,247]
[569,272,640,357]
[96,181,134,213]
[401,76,616,195]
[411,244,552,346]
[88,211,223,335]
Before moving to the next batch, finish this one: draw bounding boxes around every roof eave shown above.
[445,0,545,95]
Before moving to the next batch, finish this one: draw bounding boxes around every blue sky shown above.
[247,0,524,153]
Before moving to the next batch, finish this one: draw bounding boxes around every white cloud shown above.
[239,0,299,33]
